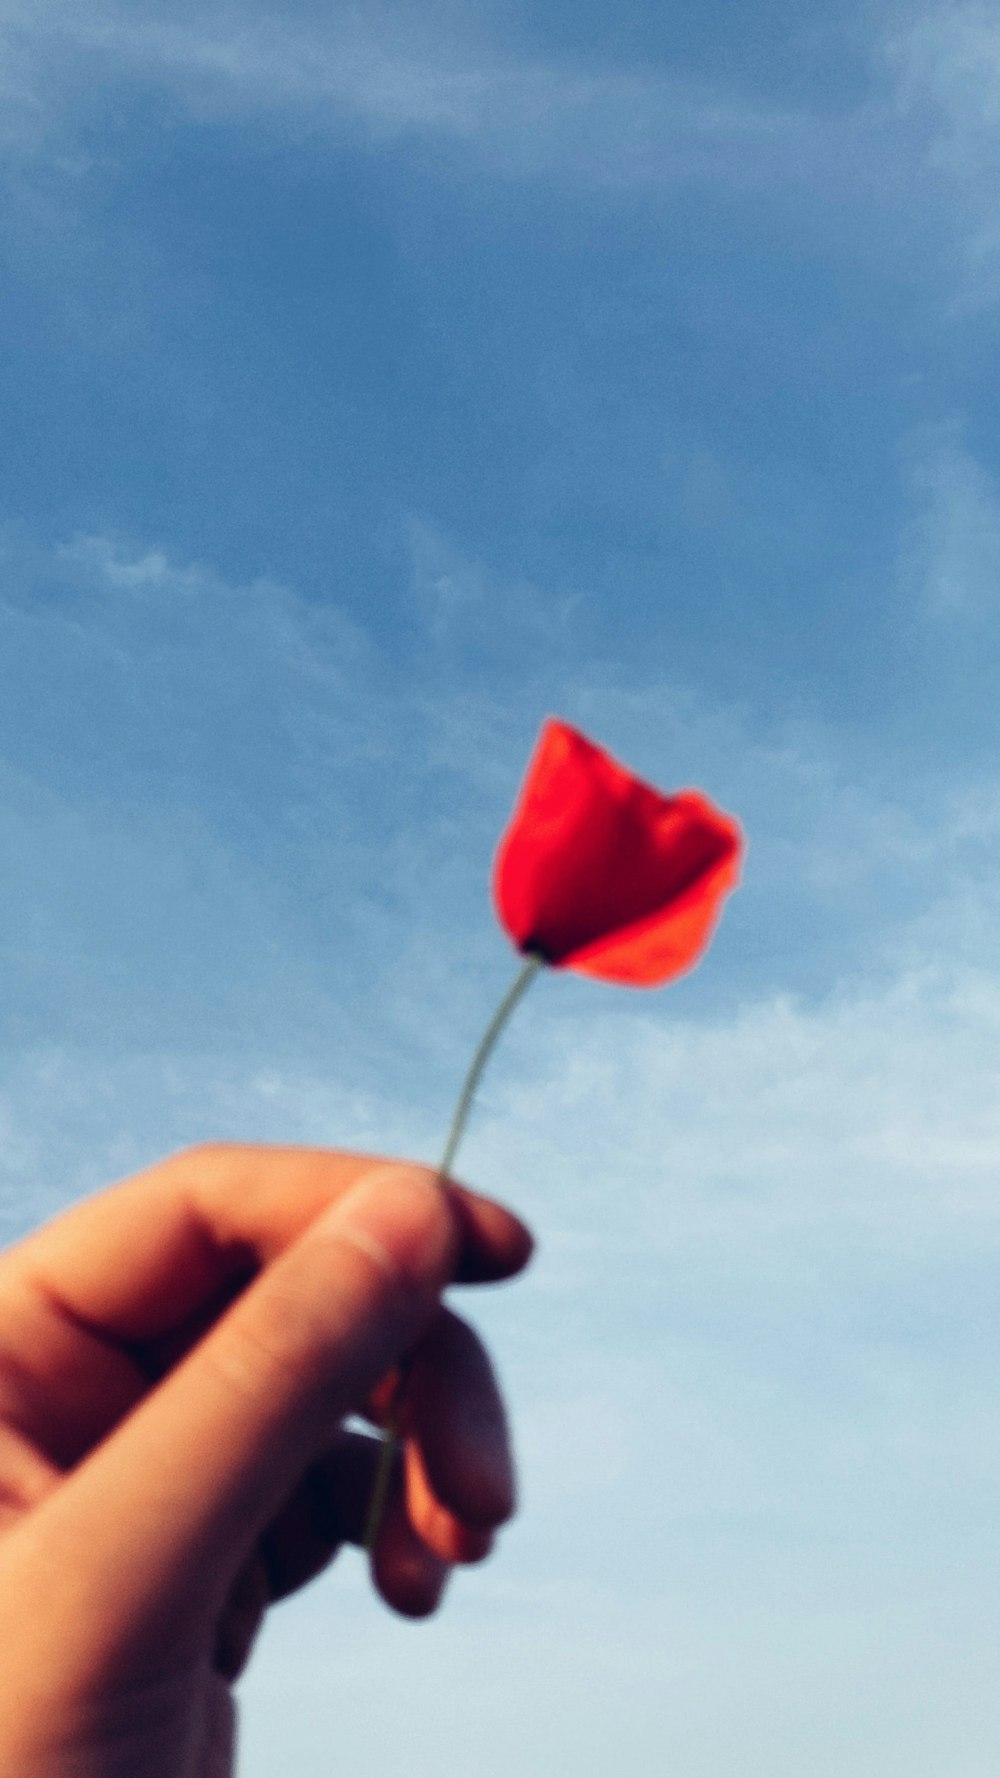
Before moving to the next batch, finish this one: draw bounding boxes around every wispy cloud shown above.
[900,423,1000,617]
[887,3,1000,180]
[885,2,1000,299]
[478,960,1000,1271]
[0,0,874,192]
[4,521,994,1052]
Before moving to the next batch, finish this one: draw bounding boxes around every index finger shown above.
[0,1144,533,1347]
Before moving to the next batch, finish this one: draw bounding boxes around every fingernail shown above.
[315,1166,455,1291]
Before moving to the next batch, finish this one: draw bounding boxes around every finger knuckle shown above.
[207,1281,337,1404]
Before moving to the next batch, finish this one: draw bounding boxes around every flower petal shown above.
[493,720,743,986]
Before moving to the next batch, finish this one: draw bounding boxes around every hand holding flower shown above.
[366,718,744,1545]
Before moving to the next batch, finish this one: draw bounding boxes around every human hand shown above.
[0,1145,532,1778]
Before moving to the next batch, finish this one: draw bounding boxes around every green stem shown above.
[438,951,545,1181]
[363,952,544,1554]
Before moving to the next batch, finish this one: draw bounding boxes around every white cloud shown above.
[0,530,377,792]
[888,4,1000,176]
[471,962,1000,1277]
[52,530,368,670]
[885,3,1000,298]
[900,425,1000,617]
[0,0,854,192]
[406,518,585,679]
[3,0,992,327]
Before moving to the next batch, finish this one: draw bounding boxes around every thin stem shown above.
[361,1404,399,1557]
[363,952,545,1554]
[438,952,544,1182]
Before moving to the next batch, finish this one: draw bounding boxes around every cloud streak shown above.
[900,424,1000,618]
[0,0,886,194]
[886,2,1000,299]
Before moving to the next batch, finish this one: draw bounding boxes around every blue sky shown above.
[4,1,1000,1771]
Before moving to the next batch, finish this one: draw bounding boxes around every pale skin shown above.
[0,1144,534,1777]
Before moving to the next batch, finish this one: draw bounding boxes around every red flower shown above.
[493,719,743,987]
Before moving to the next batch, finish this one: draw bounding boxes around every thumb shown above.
[2,1165,456,1686]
